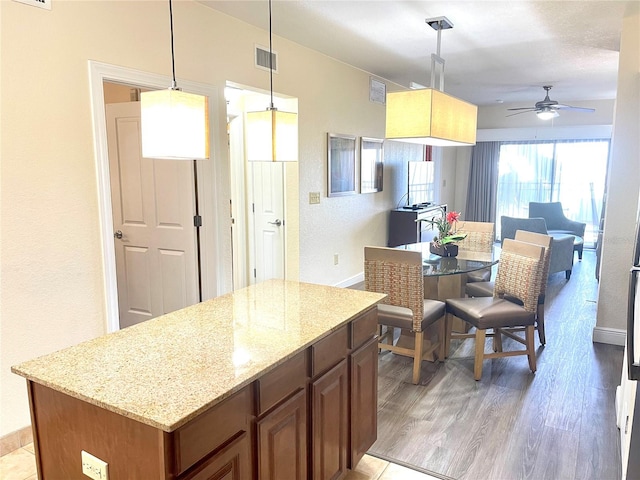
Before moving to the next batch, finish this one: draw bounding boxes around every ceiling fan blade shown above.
[506,110,536,117]
[507,107,536,111]
[554,104,596,112]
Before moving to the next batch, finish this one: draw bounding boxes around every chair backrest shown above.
[529,202,565,230]
[500,216,548,242]
[493,239,545,313]
[457,221,494,251]
[364,246,424,331]
[514,230,553,296]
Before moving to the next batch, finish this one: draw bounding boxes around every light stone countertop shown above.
[12,280,385,433]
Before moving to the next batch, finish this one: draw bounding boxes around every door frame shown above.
[89,61,223,333]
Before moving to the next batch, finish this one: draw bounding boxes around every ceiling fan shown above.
[507,85,595,119]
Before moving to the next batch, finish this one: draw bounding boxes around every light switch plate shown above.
[12,0,51,10]
[309,192,320,204]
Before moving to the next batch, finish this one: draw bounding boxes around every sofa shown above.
[500,216,575,279]
[529,202,587,259]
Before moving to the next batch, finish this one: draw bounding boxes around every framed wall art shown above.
[327,133,357,197]
[360,137,384,193]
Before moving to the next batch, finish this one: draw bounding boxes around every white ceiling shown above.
[198,0,633,109]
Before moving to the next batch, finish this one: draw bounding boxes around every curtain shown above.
[465,141,500,222]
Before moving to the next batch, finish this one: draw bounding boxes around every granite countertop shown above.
[12,280,385,433]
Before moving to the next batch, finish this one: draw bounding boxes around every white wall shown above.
[0,0,408,438]
[595,4,640,344]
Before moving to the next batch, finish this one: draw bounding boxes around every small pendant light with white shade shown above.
[245,0,298,162]
[141,0,210,160]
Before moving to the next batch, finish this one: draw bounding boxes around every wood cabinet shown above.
[388,204,446,247]
[349,337,378,468]
[24,307,379,480]
[180,432,251,480]
[257,389,308,480]
[311,359,349,480]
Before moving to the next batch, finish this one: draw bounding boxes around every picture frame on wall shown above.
[328,133,357,197]
[360,137,384,193]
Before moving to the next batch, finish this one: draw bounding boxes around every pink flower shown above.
[446,211,461,224]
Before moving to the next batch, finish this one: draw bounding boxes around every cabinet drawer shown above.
[174,386,252,475]
[350,308,378,350]
[311,326,348,377]
[257,350,308,416]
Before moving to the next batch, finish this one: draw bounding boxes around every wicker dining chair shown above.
[364,246,446,384]
[445,239,545,380]
[456,221,495,283]
[465,230,553,345]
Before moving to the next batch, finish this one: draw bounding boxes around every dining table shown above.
[392,242,499,360]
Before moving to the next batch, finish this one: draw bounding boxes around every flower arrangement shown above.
[426,210,467,247]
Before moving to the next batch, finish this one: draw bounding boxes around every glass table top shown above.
[396,242,499,277]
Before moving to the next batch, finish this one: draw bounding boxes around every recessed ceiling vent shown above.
[255,45,278,73]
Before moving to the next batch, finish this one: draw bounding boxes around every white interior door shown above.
[106,102,199,328]
[250,162,285,284]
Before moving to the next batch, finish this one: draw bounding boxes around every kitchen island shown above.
[12,280,385,480]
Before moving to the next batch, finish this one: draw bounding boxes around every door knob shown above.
[268,219,282,227]
[114,230,123,239]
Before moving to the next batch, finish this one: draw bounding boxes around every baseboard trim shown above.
[0,425,32,456]
[592,326,626,346]
[334,272,364,288]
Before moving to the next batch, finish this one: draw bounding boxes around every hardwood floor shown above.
[364,249,623,480]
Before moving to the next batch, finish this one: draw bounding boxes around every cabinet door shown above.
[180,432,251,480]
[257,389,308,480]
[349,337,378,468]
[311,359,348,480]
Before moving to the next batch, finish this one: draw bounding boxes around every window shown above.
[495,139,609,246]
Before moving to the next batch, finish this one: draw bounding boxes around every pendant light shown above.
[141,0,210,160]
[385,17,477,147]
[246,0,298,162]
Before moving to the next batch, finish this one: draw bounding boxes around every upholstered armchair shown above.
[529,202,586,259]
[501,216,574,279]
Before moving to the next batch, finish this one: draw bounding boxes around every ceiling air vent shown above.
[255,45,278,73]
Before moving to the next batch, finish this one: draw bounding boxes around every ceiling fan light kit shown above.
[141,0,210,160]
[385,16,478,147]
[536,107,559,120]
[246,0,298,162]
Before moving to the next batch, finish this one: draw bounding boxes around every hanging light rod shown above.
[140,0,210,161]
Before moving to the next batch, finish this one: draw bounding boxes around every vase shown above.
[429,242,458,257]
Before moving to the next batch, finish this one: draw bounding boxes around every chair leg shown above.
[566,269,571,280]
[436,316,446,362]
[537,304,546,345]
[474,329,487,381]
[412,331,425,385]
[526,325,537,373]
[493,328,503,352]
[578,245,583,260]
[444,313,453,358]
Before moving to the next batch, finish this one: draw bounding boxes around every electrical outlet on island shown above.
[81,450,109,480]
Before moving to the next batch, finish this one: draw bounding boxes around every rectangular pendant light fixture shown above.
[140,0,210,161]
[386,88,477,147]
[246,0,298,162]
[141,89,210,160]
[385,16,477,147]
[246,108,298,162]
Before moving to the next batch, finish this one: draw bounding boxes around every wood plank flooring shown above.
[362,249,623,480]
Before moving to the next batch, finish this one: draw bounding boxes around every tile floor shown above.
[0,444,442,480]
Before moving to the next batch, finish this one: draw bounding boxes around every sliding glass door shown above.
[495,139,609,246]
